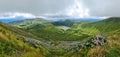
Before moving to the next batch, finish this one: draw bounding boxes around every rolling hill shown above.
[0,22,49,57]
[0,17,120,57]
[63,17,120,57]
[9,18,90,41]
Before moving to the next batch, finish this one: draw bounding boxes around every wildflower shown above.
[93,39,99,45]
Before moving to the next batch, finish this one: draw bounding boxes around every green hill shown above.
[82,17,120,33]
[0,22,49,57]
[52,20,75,27]
[9,18,51,28]
[9,19,89,41]
[63,17,120,57]
[3,17,120,57]
[70,17,120,36]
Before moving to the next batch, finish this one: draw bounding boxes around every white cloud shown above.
[0,0,120,18]
[0,12,36,18]
[63,0,90,17]
[40,0,90,18]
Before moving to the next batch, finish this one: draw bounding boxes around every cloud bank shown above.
[0,0,120,17]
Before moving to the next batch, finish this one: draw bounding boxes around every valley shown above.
[0,17,120,57]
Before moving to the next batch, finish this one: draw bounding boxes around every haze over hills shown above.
[0,13,105,23]
[0,17,103,23]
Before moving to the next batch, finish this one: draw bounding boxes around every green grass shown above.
[27,24,84,41]
[0,22,50,57]
[2,17,120,57]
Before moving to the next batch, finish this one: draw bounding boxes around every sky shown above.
[0,0,120,18]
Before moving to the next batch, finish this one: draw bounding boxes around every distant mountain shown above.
[69,18,102,22]
[0,17,103,23]
[45,17,103,22]
[0,18,25,23]
[0,12,46,23]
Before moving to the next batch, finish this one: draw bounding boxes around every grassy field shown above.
[0,17,120,57]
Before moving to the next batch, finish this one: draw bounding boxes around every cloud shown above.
[0,0,120,17]
[63,0,90,17]
[82,0,120,17]
[0,0,74,15]
[40,0,90,18]
[0,12,36,18]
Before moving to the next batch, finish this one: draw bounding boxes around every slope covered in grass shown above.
[63,17,120,57]
[64,30,120,57]
[26,24,86,41]
[9,19,89,41]
[5,17,120,57]
[82,17,120,33]
[0,22,49,57]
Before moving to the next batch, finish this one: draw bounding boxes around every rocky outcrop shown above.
[66,34,107,52]
[23,38,39,48]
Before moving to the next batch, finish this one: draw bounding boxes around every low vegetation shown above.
[0,17,120,57]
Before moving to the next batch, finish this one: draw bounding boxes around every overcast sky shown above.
[0,0,120,17]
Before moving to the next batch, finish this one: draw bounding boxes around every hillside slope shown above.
[9,19,89,41]
[63,17,120,57]
[82,17,120,33]
[0,22,49,57]
[3,17,120,57]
